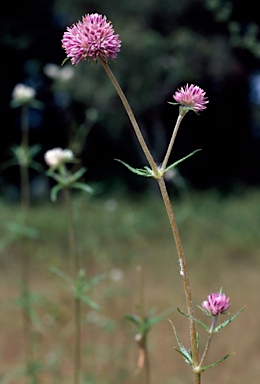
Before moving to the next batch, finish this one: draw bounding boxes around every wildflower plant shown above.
[61,12,245,383]
[45,148,107,384]
[0,83,44,382]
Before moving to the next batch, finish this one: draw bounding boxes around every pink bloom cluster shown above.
[62,13,121,65]
[202,292,231,316]
[173,83,208,112]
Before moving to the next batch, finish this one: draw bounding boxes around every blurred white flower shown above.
[104,198,118,212]
[12,83,36,104]
[109,268,124,282]
[44,147,74,169]
[44,63,74,82]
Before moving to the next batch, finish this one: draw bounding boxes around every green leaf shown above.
[50,184,64,202]
[177,307,209,331]
[81,273,108,292]
[124,314,142,327]
[168,319,193,365]
[214,306,246,333]
[115,159,154,177]
[165,149,202,172]
[72,182,93,194]
[147,307,175,327]
[76,294,100,310]
[28,144,42,157]
[200,353,232,371]
[70,167,87,182]
[49,266,73,286]
[61,57,70,66]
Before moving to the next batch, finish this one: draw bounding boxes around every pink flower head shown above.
[62,13,121,65]
[173,83,208,112]
[202,291,231,316]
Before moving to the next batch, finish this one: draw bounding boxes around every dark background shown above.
[1,0,260,197]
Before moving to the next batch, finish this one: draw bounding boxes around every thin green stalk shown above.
[99,58,159,178]
[136,266,151,384]
[64,187,81,384]
[198,316,218,371]
[161,112,186,172]
[20,103,30,215]
[100,60,200,383]
[20,104,35,382]
[157,177,200,384]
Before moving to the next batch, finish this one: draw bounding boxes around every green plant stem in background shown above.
[136,266,151,384]
[100,59,200,384]
[64,187,82,384]
[19,103,36,382]
[20,104,30,213]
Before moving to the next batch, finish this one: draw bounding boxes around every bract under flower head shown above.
[62,13,121,65]
[202,291,231,316]
[173,83,208,112]
[44,148,74,169]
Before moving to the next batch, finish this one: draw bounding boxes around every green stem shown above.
[157,177,200,384]
[20,104,34,382]
[100,58,200,383]
[136,266,151,384]
[161,112,186,171]
[99,58,159,177]
[198,316,218,371]
[64,187,81,384]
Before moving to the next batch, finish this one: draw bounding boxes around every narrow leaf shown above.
[115,159,154,177]
[76,294,100,310]
[148,307,175,327]
[177,307,209,331]
[70,167,87,181]
[61,57,70,66]
[169,319,193,365]
[50,184,63,202]
[49,266,73,286]
[124,314,142,327]
[200,353,232,371]
[214,306,246,333]
[82,273,107,292]
[72,182,93,194]
[165,149,202,172]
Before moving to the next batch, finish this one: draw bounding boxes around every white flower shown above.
[44,147,74,169]
[109,268,124,282]
[43,63,74,81]
[12,83,36,104]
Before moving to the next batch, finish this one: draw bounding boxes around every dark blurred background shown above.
[1,0,260,198]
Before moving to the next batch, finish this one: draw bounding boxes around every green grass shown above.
[0,188,260,383]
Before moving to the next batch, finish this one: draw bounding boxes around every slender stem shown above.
[20,104,35,383]
[64,187,81,384]
[157,177,200,384]
[136,266,151,384]
[20,104,30,216]
[100,59,200,383]
[198,316,218,370]
[161,112,186,171]
[99,58,159,177]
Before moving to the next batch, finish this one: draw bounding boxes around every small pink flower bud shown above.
[202,291,231,316]
[173,83,208,112]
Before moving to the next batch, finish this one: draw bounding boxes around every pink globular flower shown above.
[173,83,208,112]
[201,291,231,316]
[61,13,121,65]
